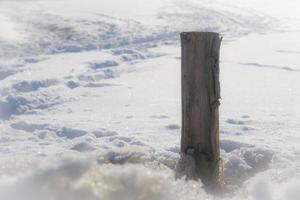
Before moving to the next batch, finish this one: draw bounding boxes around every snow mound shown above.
[224,147,274,185]
[0,159,209,200]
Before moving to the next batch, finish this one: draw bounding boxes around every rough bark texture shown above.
[181,32,222,188]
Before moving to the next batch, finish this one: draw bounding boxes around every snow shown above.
[0,0,300,199]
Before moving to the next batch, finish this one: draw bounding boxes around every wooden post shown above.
[181,32,222,188]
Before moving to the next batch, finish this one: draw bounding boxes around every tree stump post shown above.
[180,32,222,188]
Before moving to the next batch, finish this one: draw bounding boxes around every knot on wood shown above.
[210,100,220,110]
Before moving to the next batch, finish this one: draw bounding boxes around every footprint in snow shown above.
[57,127,87,139]
[225,118,245,125]
[12,79,57,93]
[92,129,118,138]
[88,60,118,70]
[221,139,254,153]
[10,121,49,133]
[108,136,146,148]
[165,124,180,130]
[151,115,169,119]
[71,142,95,152]
[242,126,256,131]
[83,83,119,88]
[0,69,16,81]
[66,80,80,89]
[241,115,250,119]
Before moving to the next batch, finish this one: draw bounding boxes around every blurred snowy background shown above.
[0,0,300,199]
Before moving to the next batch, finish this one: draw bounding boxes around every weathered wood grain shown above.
[181,32,222,188]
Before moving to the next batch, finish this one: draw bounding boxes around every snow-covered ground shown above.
[0,0,299,199]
